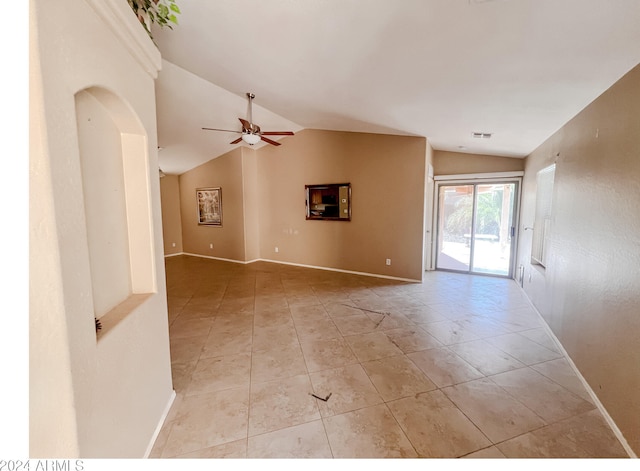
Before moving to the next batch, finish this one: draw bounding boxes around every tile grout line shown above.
[163,257,631,458]
[243,274,256,457]
[285,278,335,458]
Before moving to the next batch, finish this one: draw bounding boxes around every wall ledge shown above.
[84,0,162,78]
[96,293,153,342]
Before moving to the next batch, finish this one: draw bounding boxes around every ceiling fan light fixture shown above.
[242,133,261,145]
[203,93,293,147]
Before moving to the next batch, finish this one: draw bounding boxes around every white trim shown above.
[171,253,421,283]
[517,282,636,458]
[163,252,185,258]
[144,389,176,458]
[84,0,162,79]
[258,258,422,283]
[181,252,253,264]
[434,171,524,181]
[165,252,256,264]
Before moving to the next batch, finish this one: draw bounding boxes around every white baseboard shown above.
[517,283,636,458]
[170,252,421,283]
[257,257,422,283]
[180,252,253,264]
[144,389,176,458]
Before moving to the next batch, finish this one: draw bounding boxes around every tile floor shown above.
[149,255,629,459]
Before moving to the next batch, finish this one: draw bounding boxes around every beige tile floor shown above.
[150,255,629,459]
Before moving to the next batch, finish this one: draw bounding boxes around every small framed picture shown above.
[196,187,222,226]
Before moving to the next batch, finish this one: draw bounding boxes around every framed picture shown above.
[196,187,222,226]
[305,183,351,221]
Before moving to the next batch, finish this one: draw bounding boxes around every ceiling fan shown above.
[202,92,294,146]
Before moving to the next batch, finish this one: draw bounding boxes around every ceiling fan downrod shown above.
[246,92,255,129]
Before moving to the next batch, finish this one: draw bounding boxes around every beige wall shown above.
[179,148,247,261]
[518,63,640,454]
[30,0,173,458]
[241,148,261,261]
[257,129,427,280]
[433,150,525,175]
[160,175,183,255]
[169,129,428,280]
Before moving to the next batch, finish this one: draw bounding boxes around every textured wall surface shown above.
[30,0,173,458]
[518,64,640,454]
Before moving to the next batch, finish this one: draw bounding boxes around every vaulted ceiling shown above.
[152,0,640,175]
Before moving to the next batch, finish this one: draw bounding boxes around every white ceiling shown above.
[152,0,640,175]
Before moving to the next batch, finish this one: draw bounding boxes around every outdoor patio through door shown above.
[435,180,519,278]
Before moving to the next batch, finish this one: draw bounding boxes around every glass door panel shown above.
[436,185,474,271]
[435,180,519,278]
[470,183,516,276]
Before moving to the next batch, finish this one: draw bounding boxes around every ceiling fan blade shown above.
[239,121,259,135]
[261,136,281,146]
[230,137,243,144]
[239,118,252,132]
[261,131,295,136]
[202,127,242,133]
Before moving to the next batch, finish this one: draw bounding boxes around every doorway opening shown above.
[434,177,520,278]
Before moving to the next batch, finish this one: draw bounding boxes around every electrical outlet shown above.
[209,243,213,249]
[275,247,279,253]
[172,242,176,247]
[385,259,391,266]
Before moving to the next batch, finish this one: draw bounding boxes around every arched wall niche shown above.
[75,86,156,338]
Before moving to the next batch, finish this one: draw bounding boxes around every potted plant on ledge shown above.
[127,0,181,40]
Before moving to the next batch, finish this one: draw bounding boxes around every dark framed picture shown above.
[305,183,351,221]
[196,187,222,226]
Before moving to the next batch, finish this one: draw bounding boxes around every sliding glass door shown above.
[436,181,519,277]
[437,185,474,272]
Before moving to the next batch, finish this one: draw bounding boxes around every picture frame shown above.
[196,187,222,226]
[305,183,351,221]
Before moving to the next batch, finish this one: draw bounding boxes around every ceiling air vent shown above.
[472,132,492,139]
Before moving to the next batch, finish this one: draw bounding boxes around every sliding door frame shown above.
[431,172,523,279]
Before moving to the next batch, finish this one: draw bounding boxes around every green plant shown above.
[445,191,502,237]
[127,0,181,40]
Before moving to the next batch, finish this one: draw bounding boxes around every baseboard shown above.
[516,282,636,458]
[257,257,422,283]
[144,389,176,458]
[175,252,421,283]
[163,252,184,258]
[180,252,254,264]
